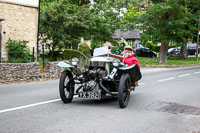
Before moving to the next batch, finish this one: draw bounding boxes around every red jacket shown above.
[120,54,140,69]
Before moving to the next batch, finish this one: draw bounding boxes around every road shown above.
[0,66,200,133]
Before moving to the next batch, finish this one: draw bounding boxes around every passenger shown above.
[103,42,112,53]
[120,45,140,69]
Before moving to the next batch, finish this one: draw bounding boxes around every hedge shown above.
[44,49,88,62]
[145,42,177,52]
[79,43,91,54]
[63,49,87,60]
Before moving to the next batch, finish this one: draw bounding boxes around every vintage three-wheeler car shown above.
[57,46,142,108]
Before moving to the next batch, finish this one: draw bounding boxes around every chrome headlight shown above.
[72,58,79,65]
[112,59,120,67]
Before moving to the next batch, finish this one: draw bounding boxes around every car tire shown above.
[152,55,156,58]
[118,73,131,108]
[59,70,74,103]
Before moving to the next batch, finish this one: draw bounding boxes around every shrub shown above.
[154,45,161,52]
[144,42,156,50]
[46,50,60,61]
[168,45,177,49]
[145,42,179,52]
[45,48,88,61]
[6,39,32,63]
[117,38,128,47]
[78,43,92,57]
[111,46,123,55]
[144,42,161,52]
[63,49,88,66]
[78,43,91,54]
[63,49,87,60]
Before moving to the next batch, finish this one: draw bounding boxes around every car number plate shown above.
[78,92,101,99]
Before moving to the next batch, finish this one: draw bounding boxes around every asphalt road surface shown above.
[0,66,200,133]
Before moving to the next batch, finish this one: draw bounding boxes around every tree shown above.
[183,0,200,42]
[124,0,198,63]
[40,0,96,57]
[172,0,200,57]
[40,0,123,58]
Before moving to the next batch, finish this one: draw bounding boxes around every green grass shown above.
[137,57,200,67]
[137,57,153,66]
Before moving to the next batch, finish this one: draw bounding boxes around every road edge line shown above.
[0,99,61,114]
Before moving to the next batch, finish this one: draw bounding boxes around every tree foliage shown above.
[124,0,200,63]
[40,0,93,56]
[40,0,123,58]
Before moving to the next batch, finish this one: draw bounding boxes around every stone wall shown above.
[0,62,40,83]
[0,1,38,59]
[0,62,65,84]
[41,62,65,79]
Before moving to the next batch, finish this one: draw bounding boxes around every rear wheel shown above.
[118,74,131,108]
[59,70,74,103]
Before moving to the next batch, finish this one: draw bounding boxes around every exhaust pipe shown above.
[99,79,117,96]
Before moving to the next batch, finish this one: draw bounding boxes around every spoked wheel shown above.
[118,74,131,108]
[59,70,74,103]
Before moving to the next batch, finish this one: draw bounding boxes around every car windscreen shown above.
[93,46,109,56]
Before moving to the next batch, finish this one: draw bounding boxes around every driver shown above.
[120,45,140,69]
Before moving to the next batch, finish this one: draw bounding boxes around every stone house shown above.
[113,29,141,46]
[0,0,39,62]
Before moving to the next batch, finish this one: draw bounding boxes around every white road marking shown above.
[178,74,191,78]
[194,71,200,74]
[141,68,170,73]
[157,77,175,82]
[0,99,61,114]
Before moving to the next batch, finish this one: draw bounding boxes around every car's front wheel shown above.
[59,70,74,103]
[118,73,131,108]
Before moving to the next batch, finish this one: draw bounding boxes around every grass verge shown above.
[137,57,200,67]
